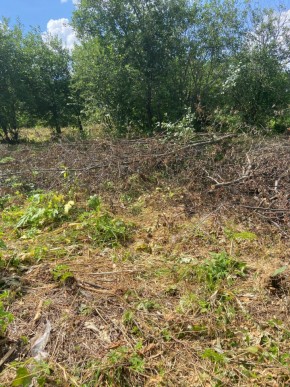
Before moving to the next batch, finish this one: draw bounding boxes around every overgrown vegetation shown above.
[1,1,290,141]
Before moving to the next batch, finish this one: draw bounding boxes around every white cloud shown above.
[44,18,78,51]
[60,0,80,4]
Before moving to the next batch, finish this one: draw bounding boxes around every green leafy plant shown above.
[0,291,14,337]
[160,108,196,142]
[87,195,101,211]
[91,342,145,385]
[52,264,74,284]
[224,227,257,255]
[12,360,51,387]
[0,239,7,249]
[196,252,247,290]
[136,299,159,312]
[0,156,15,164]
[16,193,74,229]
[107,342,145,373]
[202,348,228,364]
[88,213,133,247]
[224,229,257,242]
[0,194,11,209]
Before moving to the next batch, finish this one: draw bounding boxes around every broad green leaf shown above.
[12,367,32,387]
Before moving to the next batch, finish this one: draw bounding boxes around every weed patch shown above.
[196,252,247,290]
[0,291,14,338]
[16,192,74,229]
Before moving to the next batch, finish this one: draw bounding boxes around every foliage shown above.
[159,108,196,142]
[12,360,51,387]
[23,32,72,135]
[0,20,76,141]
[0,20,27,142]
[196,252,247,290]
[52,264,74,284]
[86,213,133,247]
[87,195,101,211]
[0,291,14,337]
[202,348,228,364]
[1,2,290,138]
[73,0,190,131]
[224,228,257,242]
[73,0,282,133]
[92,343,145,384]
[222,8,290,127]
[16,193,73,229]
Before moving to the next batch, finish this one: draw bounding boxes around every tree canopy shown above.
[0,1,290,141]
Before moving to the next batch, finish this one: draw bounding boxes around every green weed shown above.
[87,195,101,211]
[177,292,199,314]
[80,210,134,247]
[0,156,15,164]
[0,194,11,209]
[16,193,74,229]
[12,359,51,387]
[202,348,228,364]
[52,264,74,284]
[196,252,247,290]
[224,227,257,255]
[137,299,160,312]
[0,291,14,337]
[91,342,145,385]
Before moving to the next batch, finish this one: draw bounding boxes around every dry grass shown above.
[0,134,289,386]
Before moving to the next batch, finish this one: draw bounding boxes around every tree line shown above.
[1,0,290,142]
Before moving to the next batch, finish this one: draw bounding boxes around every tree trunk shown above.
[146,85,153,129]
[1,126,11,143]
[77,116,84,133]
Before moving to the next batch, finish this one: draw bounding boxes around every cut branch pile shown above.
[0,134,289,230]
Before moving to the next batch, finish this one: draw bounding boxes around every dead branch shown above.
[0,345,16,369]
[205,153,253,188]
[0,134,236,179]
[239,205,290,212]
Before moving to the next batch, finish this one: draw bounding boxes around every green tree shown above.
[183,0,250,128]
[23,32,72,136]
[222,8,290,127]
[72,0,254,133]
[72,0,190,132]
[0,20,28,142]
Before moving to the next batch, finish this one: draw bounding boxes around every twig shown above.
[239,205,290,212]
[77,282,115,295]
[205,151,252,188]
[0,346,16,369]
[0,134,237,178]
[89,270,138,276]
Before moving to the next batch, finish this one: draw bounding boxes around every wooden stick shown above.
[0,346,16,368]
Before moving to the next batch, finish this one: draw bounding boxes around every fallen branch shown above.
[239,205,290,212]
[205,153,252,188]
[0,134,237,179]
[0,345,16,369]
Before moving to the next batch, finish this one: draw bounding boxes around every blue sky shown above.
[0,0,289,50]
[0,0,78,49]
[1,0,289,32]
[0,0,77,31]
